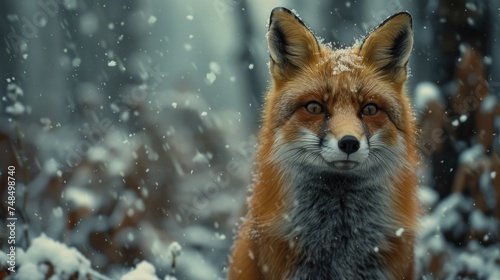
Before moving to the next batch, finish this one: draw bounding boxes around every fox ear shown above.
[359,12,413,84]
[267,7,320,81]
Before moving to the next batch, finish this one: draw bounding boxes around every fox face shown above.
[264,8,415,177]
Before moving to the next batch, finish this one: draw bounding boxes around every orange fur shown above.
[229,8,419,279]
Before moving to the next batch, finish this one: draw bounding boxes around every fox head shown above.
[262,7,416,176]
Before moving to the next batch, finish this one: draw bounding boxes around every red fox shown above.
[228,7,419,280]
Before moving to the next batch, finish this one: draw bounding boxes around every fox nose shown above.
[338,135,360,155]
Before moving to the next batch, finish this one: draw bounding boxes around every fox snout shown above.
[320,132,369,170]
[318,113,369,170]
[338,135,360,155]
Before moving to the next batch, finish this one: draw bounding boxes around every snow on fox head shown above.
[262,8,416,176]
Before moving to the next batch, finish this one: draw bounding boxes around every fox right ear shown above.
[267,7,320,82]
[359,12,413,84]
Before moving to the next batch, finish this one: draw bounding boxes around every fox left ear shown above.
[359,12,413,84]
[267,7,321,82]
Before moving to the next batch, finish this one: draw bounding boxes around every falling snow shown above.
[1,1,499,280]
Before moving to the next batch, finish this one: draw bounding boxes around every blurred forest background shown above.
[0,0,499,279]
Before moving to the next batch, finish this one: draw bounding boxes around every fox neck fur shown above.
[282,167,407,279]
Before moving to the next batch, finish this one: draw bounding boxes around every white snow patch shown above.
[414,82,443,111]
[215,232,226,240]
[489,269,500,280]
[108,60,117,67]
[52,207,63,218]
[206,62,221,84]
[63,0,77,10]
[167,241,182,257]
[441,209,462,231]
[192,150,212,164]
[110,102,120,112]
[121,260,159,280]
[209,61,221,74]
[483,56,492,65]
[396,227,405,237]
[148,15,157,25]
[0,250,8,264]
[480,95,496,112]
[420,214,439,236]
[43,158,60,175]
[317,48,362,76]
[7,83,24,97]
[467,17,475,26]
[5,102,25,116]
[88,146,108,162]
[470,209,493,232]
[418,186,439,209]
[459,145,484,164]
[457,252,485,273]
[64,187,98,209]
[72,57,82,67]
[206,72,216,84]
[17,262,45,280]
[436,193,468,215]
[17,234,93,279]
[465,2,478,11]
[427,234,446,254]
[329,49,362,75]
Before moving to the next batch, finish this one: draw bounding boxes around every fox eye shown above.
[362,104,378,116]
[305,102,324,114]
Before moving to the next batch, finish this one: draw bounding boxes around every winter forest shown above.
[0,0,499,279]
